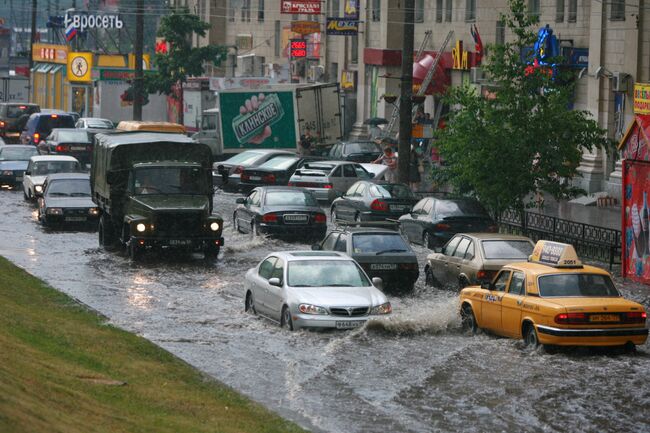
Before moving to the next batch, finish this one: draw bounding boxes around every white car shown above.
[75,117,114,130]
[288,160,374,202]
[23,155,82,200]
[244,251,392,330]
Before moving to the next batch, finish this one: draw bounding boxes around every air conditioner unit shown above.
[611,72,630,93]
[470,67,484,84]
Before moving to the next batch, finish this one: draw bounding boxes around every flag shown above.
[65,22,77,41]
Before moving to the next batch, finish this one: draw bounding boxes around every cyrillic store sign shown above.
[326,18,359,36]
[64,12,123,32]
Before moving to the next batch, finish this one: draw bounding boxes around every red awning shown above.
[412,54,450,95]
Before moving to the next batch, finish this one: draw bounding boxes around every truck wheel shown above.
[203,244,220,260]
[99,215,117,250]
[129,241,142,261]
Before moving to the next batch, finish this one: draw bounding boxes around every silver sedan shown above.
[244,251,392,330]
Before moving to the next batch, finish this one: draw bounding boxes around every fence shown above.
[499,209,621,269]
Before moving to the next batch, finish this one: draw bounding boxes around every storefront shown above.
[620,82,650,283]
[31,43,68,110]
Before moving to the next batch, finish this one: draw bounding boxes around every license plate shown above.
[389,205,407,212]
[249,176,261,181]
[65,216,86,222]
[71,146,87,151]
[589,314,619,322]
[169,239,192,246]
[370,263,398,270]
[336,321,365,329]
[284,214,308,222]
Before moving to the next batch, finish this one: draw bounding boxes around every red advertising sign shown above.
[290,39,307,58]
[281,0,321,14]
[622,159,650,283]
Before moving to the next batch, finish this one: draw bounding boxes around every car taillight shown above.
[261,213,278,223]
[33,133,40,142]
[622,311,647,323]
[0,121,5,128]
[487,224,498,232]
[370,199,388,211]
[323,183,333,189]
[435,223,451,230]
[314,213,327,223]
[555,313,588,324]
[240,173,250,181]
[476,270,495,281]
[55,144,69,152]
[287,181,295,187]
[51,114,58,118]
[233,165,244,174]
[263,174,276,183]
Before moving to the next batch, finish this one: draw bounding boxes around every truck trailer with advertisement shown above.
[193,83,342,159]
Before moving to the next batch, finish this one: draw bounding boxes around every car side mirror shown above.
[311,243,322,251]
[372,277,384,291]
[481,281,493,290]
[235,198,245,204]
[268,277,282,287]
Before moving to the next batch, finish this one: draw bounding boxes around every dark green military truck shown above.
[91,131,224,260]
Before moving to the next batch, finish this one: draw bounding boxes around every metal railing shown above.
[499,208,622,269]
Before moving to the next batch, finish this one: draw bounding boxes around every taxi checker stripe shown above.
[536,325,649,337]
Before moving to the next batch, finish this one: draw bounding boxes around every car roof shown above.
[29,155,79,162]
[455,233,533,241]
[2,145,36,150]
[504,261,610,277]
[270,251,349,261]
[51,128,87,132]
[255,186,311,192]
[1,102,38,106]
[95,132,195,147]
[45,172,90,181]
[331,226,400,235]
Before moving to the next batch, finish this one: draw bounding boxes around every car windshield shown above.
[132,166,208,195]
[46,179,91,197]
[437,200,489,218]
[346,142,381,153]
[56,131,89,142]
[303,163,335,171]
[0,147,38,161]
[482,240,534,259]
[288,260,372,287]
[224,151,265,166]
[7,105,36,118]
[32,161,80,175]
[38,115,75,131]
[265,191,318,206]
[537,273,620,297]
[352,233,410,254]
[258,156,298,170]
[86,119,113,129]
[370,184,414,199]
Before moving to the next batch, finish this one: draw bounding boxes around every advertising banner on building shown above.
[32,43,68,64]
[326,18,359,36]
[344,0,359,18]
[281,0,321,14]
[622,160,650,282]
[634,83,650,115]
[66,52,93,82]
[291,20,321,35]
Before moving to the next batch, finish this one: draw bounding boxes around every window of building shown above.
[465,0,476,22]
[241,0,251,22]
[436,0,443,22]
[555,0,564,22]
[228,0,235,22]
[258,0,264,21]
[415,0,425,22]
[372,0,381,21]
[351,35,358,64]
[331,0,340,15]
[610,0,625,20]
[274,20,281,57]
[568,0,577,22]
[528,0,540,19]
[444,0,452,22]
[496,19,505,45]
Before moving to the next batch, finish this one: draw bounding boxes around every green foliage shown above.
[435,0,608,217]
[146,7,227,96]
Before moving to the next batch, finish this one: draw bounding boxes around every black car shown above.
[239,155,324,193]
[0,145,39,188]
[20,112,76,146]
[0,103,40,142]
[398,197,497,249]
[37,173,99,227]
[328,141,383,163]
[313,226,419,292]
[331,181,417,222]
[213,149,295,191]
[233,186,327,240]
[38,128,92,168]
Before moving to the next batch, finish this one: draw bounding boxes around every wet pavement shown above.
[1,189,649,433]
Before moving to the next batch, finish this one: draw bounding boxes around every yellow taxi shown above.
[459,240,648,348]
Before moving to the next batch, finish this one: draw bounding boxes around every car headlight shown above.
[298,304,329,315]
[210,221,220,231]
[88,207,99,216]
[370,302,392,315]
[2,170,12,176]
[46,208,63,215]
[34,185,43,193]
[136,223,147,233]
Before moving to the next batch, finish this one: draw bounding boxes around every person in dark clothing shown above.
[408,145,421,191]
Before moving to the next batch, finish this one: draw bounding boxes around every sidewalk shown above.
[529,195,621,231]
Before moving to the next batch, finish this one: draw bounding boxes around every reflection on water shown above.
[126,273,156,310]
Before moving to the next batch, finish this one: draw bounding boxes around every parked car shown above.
[459,240,648,349]
[313,226,419,292]
[0,145,39,188]
[398,197,497,249]
[288,160,374,202]
[0,103,40,142]
[20,112,76,146]
[233,186,327,240]
[328,141,382,162]
[22,155,82,200]
[37,173,99,227]
[330,181,417,222]
[244,251,392,330]
[424,233,535,290]
[37,128,92,168]
[213,149,295,191]
[75,117,114,130]
[239,155,324,193]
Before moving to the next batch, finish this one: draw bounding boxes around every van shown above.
[20,112,76,145]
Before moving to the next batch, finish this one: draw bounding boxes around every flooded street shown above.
[1,189,649,433]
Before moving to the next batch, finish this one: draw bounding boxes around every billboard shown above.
[281,1,321,14]
[326,18,359,36]
[622,160,650,282]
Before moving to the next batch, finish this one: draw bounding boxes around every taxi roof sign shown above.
[116,121,186,134]
[529,240,583,268]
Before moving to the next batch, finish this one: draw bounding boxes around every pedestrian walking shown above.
[299,130,313,156]
[373,146,398,183]
[408,145,422,192]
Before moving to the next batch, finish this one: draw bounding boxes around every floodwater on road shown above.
[1,190,649,433]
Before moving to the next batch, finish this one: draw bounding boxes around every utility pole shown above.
[28,0,37,103]
[398,0,414,184]
[133,0,144,120]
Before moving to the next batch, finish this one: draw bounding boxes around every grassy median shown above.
[0,257,306,433]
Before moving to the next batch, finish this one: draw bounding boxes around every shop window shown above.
[610,0,625,20]
[444,0,452,22]
[415,0,424,23]
[556,0,564,22]
[568,0,577,22]
[528,0,540,19]
[436,0,443,22]
[465,0,476,22]
[372,0,381,22]
[258,0,264,22]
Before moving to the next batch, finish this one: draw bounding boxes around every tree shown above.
[146,7,227,123]
[434,0,609,218]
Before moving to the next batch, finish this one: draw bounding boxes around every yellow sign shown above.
[451,40,468,70]
[128,53,151,70]
[529,240,582,268]
[67,52,93,82]
[633,83,650,115]
[32,43,68,64]
[341,70,356,92]
[291,20,320,35]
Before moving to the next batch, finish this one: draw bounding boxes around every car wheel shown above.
[23,188,29,200]
[99,215,117,250]
[245,291,256,314]
[423,232,433,249]
[203,244,220,260]
[523,323,539,348]
[281,305,294,331]
[461,304,478,334]
[425,267,440,287]
[458,276,470,290]
[233,213,243,233]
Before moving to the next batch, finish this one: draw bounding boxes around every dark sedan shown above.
[313,226,419,292]
[37,173,99,227]
[213,149,295,191]
[239,155,324,193]
[330,181,417,222]
[0,145,39,188]
[38,129,92,168]
[399,197,497,249]
[329,141,382,162]
[233,186,327,240]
